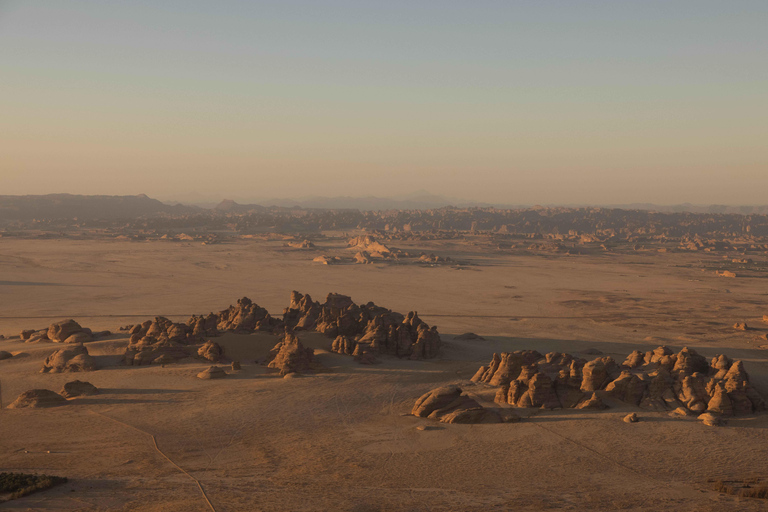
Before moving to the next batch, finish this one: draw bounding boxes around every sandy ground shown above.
[1,238,767,511]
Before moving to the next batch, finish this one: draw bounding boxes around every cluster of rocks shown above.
[117,293,440,367]
[347,235,398,259]
[19,319,109,344]
[188,297,278,334]
[122,317,196,366]
[7,381,99,408]
[284,291,440,360]
[471,346,765,422]
[121,298,277,365]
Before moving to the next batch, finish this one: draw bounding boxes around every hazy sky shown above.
[1,1,767,205]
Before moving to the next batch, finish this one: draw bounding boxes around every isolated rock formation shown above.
[8,389,67,409]
[0,351,12,360]
[265,332,315,376]
[286,291,441,359]
[455,332,485,341]
[60,380,99,398]
[197,366,227,379]
[41,345,97,373]
[412,385,518,424]
[470,346,765,420]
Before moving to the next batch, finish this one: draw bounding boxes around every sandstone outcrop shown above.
[455,332,485,341]
[472,346,765,420]
[286,291,441,360]
[123,339,189,366]
[48,319,86,342]
[60,380,99,398]
[197,366,227,379]
[411,386,518,424]
[8,389,67,409]
[41,345,97,373]
[197,341,223,362]
[265,332,315,376]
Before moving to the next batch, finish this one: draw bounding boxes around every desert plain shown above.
[1,235,768,511]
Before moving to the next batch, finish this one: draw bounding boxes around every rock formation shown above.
[60,380,99,398]
[41,345,97,373]
[197,341,223,362]
[197,366,227,379]
[265,332,315,376]
[469,346,765,420]
[48,319,87,342]
[286,291,441,360]
[0,351,12,360]
[411,386,518,424]
[8,389,67,409]
[454,332,485,341]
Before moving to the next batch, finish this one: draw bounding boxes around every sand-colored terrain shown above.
[1,238,768,511]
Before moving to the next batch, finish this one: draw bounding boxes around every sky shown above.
[1,0,767,205]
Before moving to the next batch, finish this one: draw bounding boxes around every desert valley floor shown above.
[1,237,768,511]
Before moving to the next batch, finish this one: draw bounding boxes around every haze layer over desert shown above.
[1,196,768,511]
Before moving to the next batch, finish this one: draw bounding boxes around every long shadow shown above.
[69,397,174,405]
[0,280,104,287]
[0,280,70,286]
[99,388,190,395]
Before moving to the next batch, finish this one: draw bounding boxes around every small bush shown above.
[0,472,67,500]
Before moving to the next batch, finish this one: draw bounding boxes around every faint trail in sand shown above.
[90,411,217,512]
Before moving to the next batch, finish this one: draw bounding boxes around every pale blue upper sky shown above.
[1,1,767,204]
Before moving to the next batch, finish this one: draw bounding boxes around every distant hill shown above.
[0,194,199,221]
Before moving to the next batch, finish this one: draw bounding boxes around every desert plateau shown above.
[1,198,768,511]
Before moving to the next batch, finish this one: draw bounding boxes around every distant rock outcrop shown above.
[285,291,441,360]
[469,346,765,422]
[41,345,97,373]
[8,389,67,409]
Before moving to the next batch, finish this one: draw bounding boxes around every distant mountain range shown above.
[0,194,197,221]
[1,193,768,222]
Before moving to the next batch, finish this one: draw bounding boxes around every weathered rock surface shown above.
[287,291,441,359]
[8,389,67,409]
[0,350,12,360]
[48,319,85,342]
[473,346,765,420]
[265,332,315,376]
[41,345,97,373]
[64,332,92,344]
[123,339,189,366]
[197,366,227,379]
[412,386,518,424]
[197,340,223,362]
[60,380,99,398]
